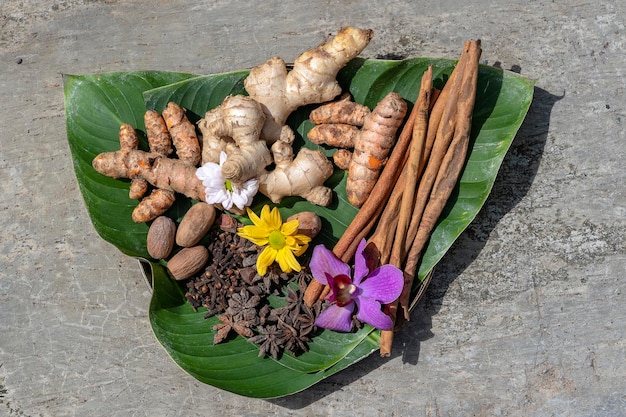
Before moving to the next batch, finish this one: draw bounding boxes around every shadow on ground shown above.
[270,85,563,409]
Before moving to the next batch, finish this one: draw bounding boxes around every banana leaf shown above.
[64,57,534,398]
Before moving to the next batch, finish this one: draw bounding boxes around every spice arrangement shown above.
[65,25,534,397]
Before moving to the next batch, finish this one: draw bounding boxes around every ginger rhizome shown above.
[307,92,408,207]
[259,138,334,206]
[198,95,272,184]
[196,26,373,204]
[244,26,373,144]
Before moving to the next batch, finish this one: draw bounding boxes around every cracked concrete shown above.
[1,0,625,416]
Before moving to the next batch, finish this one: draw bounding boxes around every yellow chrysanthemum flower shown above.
[237,205,312,276]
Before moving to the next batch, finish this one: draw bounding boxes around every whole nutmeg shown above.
[166,246,209,280]
[176,202,216,247]
[146,216,176,259]
[286,212,322,239]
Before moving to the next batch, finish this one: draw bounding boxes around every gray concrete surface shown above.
[1,1,625,416]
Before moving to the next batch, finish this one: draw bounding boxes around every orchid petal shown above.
[359,265,404,304]
[309,244,350,286]
[354,297,393,330]
[314,303,355,332]
[353,238,369,285]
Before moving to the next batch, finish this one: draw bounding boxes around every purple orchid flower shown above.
[310,239,404,332]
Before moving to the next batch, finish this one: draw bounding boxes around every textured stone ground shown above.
[1,1,624,416]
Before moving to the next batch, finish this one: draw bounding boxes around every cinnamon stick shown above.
[379,67,433,357]
[403,41,470,251]
[400,40,482,319]
[365,169,406,265]
[390,66,433,266]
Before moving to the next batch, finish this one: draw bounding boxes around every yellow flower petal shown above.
[257,246,277,276]
[238,224,269,239]
[246,207,264,228]
[238,206,313,276]
[276,248,302,273]
[280,219,300,236]
[295,233,312,244]
[293,243,309,257]
[267,207,283,230]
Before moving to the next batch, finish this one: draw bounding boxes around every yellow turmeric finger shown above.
[145,110,173,156]
[309,99,370,126]
[307,123,360,148]
[162,102,201,166]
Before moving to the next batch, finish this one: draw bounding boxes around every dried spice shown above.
[184,215,323,358]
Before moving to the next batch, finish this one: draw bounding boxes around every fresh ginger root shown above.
[258,138,334,206]
[245,27,373,143]
[198,95,272,184]
[194,28,372,203]
[94,28,376,215]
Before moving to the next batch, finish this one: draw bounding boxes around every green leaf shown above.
[64,71,199,257]
[65,59,534,398]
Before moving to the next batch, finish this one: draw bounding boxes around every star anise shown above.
[295,302,320,337]
[283,285,301,311]
[227,289,261,314]
[212,313,255,344]
[248,324,284,359]
[277,317,309,355]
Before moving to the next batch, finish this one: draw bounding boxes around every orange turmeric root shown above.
[93,105,204,223]
[333,149,352,170]
[346,92,407,207]
[309,94,371,125]
[131,110,178,222]
[117,123,150,200]
[162,102,201,166]
[144,109,173,157]
[92,147,205,201]
[308,123,360,148]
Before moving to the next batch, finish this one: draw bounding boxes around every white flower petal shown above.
[219,151,228,166]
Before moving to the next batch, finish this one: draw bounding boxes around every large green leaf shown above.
[64,71,199,257]
[65,58,534,398]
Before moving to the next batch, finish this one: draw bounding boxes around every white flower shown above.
[195,151,259,211]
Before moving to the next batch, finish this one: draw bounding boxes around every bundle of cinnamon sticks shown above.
[303,39,482,356]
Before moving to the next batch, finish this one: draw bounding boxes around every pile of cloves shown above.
[184,215,323,359]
